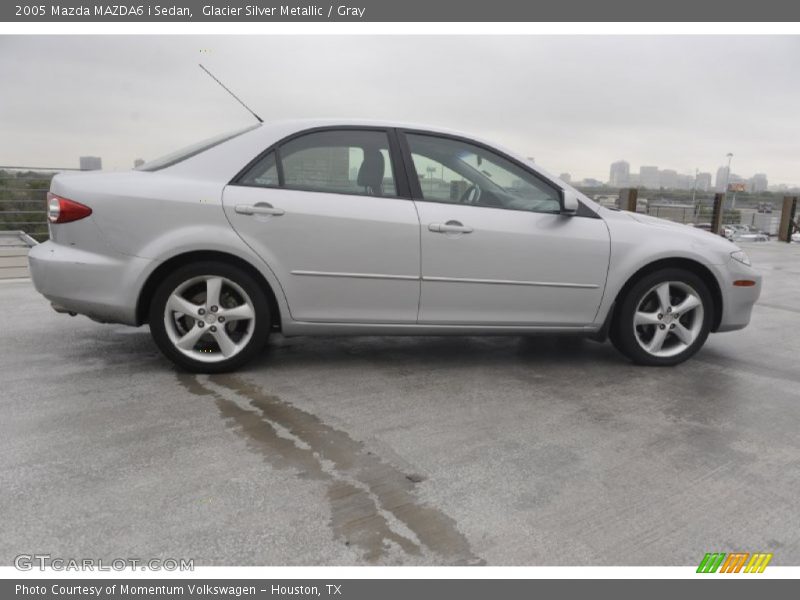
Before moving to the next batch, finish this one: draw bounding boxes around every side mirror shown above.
[561,190,579,215]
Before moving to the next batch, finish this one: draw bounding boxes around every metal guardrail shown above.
[589,188,778,234]
[0,166,82,243]
[0,230,39,247]
[0,230,38,280]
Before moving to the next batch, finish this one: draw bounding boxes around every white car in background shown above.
[736,232,770,243]
[728,224,769,242]
[29,120,762,372]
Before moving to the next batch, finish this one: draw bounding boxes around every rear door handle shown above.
[429,221,473,234]
[235,203,285,217]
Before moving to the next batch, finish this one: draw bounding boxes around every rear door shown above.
[223,128,421,323]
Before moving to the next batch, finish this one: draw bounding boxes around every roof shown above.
[255,117,473,136]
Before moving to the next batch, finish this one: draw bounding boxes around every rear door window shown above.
[279,130,397,197]
[237,129,398,198]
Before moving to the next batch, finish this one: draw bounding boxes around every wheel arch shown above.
[136,250,282,330]
[610,257,723,333]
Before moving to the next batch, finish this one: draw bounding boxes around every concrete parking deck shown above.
[0,232,34,279]
[0,242,798,566]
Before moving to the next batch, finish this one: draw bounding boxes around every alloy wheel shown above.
[163,275,256,363]
[632,281,704,358]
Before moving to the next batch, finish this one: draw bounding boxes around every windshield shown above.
[137,124,260,171]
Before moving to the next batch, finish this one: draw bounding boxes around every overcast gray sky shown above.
[1,35,798,185]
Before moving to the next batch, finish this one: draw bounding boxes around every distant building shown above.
[134,158,145,168]
[559,172,572,184]
[675,174,695,191]
[768,183,798,193]
[609,160,630,187]
[715,165,729,192]
[749,173,768,193]
[659,169,678,190]
[80,156,102,171]
[696,172,712,192]
[639,166,660,189]
[581,178,603,188]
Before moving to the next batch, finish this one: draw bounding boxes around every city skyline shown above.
[598,159,783,192]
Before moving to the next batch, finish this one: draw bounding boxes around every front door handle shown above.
[235,203,285,217]
[429,221,473,234]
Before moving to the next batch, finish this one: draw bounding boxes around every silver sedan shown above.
[29,120,762,372]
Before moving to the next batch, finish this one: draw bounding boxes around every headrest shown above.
[357,149,385,195]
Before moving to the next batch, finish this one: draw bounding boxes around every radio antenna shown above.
[199,63,263,123]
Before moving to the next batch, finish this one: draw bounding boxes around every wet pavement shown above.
[1,242,799,565]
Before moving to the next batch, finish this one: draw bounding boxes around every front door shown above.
[403,132,610,326]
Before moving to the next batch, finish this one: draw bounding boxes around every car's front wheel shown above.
[611,268,713,366]
[149,262,270,373]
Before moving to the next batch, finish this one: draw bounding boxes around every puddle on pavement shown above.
[177,373,482,565]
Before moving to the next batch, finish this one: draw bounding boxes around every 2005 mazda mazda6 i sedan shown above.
[29,119,762,372]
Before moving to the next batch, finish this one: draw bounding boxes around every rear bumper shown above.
[714,258,762,332]
[28,241,150,325]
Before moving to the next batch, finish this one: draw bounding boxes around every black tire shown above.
[148,261,271,373]
[610,268,713,366]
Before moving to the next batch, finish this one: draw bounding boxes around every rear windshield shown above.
[137,124,261,171]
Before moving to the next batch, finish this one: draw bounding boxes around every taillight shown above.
[47,193,92,224]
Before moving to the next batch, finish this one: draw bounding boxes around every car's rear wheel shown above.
[149,262,270,373]
[611,268,713,366]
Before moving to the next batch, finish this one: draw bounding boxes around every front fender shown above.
[595,212,731,326]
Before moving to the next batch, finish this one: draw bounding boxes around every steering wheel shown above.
[459,184,482,205]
